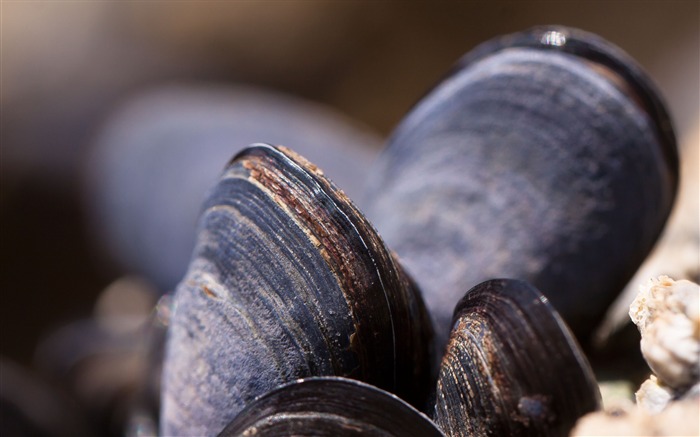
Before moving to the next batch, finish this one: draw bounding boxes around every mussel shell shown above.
[219,377,444,436]
[434,279,600,437]
[161,144,433,436]
[364,25,678,348]
[457,26,677,177]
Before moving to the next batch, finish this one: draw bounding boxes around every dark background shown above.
[2,1,698,368]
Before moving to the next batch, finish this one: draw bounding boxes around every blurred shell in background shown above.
[0,359,94,436]
[86,86,380,291]
[32,276,163,436]
[1,1,377,191]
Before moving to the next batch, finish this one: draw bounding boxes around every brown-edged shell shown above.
[160,144,433,436]
[434,279,601,436]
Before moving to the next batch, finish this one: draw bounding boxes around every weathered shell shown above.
[160,144,433,436]
[434,279,601,437]
[219,377,444,437]
[363,25,678,348]
[86,85,380,291]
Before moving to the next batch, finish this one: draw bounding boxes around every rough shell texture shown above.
[33,318,157,435]
[629,276,700,389]
[160,144,433,436]
[363,25,678,348]
[219,377,444,437]
[31,276,164,436]
[433,279,601,437]
[635,375,673,414]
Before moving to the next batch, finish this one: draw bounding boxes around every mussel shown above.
[434,279,600,436]
[219,377,443,437]
[363,25,678,348]
[160,144,433,436]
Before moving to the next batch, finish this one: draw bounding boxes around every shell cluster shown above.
[7,25,684,437]
[159,25,678,436]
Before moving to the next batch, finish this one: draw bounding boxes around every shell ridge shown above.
[217,160,355,375]
[248,145,400,389]
[234,193,350,376]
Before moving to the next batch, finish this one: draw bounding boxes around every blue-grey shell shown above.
[160,145,433,436]
[363,26,678,348]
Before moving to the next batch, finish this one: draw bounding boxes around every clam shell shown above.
[160,144,433,436]
[434,279,601,436]
[219,377,444,437]
[363,25,678,348]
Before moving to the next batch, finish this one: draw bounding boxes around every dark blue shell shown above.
[160,145,433,436]
[364,26,678,349]
[219,377,444,437]
[434,279,600,437]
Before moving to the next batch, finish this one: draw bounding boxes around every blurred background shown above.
[1,0,698,418]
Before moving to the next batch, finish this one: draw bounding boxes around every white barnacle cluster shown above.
[571,276,700,436]
[629,275,700,392]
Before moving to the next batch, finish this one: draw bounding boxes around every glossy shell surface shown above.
[219,377,444,437]
[364,26,678,347]
[434,279,601,437]
[160,144,433,436]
